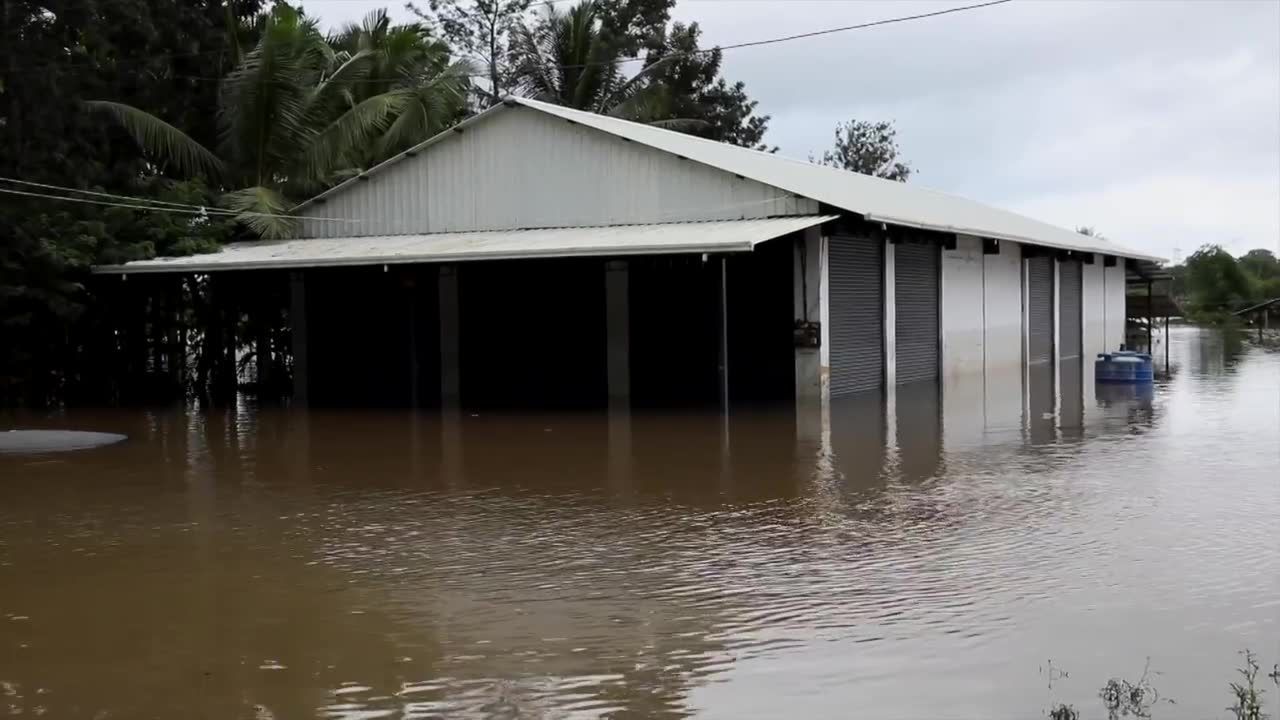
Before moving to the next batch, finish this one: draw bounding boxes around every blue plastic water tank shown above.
[1095,351,1154,384]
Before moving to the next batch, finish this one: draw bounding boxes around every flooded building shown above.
[97,97,1161,411]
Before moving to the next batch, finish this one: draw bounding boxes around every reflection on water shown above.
[1,328,1277,719]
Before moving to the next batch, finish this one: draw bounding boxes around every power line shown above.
[0,176,360,222]
[694,0,1013,53]
[6,0,1014,84]
[0,177,225,211]
[0,186,360,223]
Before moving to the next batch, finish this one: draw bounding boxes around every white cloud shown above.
[1009,174,1280,260]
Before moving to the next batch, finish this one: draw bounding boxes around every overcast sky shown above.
[304,0,1280,260]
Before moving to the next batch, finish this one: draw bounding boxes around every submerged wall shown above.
[1104,261,1127,351]
[1083,260,1107,358]
[938,236,1024,382]
[941,235,985,379]
[984,240,1023,373]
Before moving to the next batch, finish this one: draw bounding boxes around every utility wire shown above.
[0,186,360,223]
[0,177,226,211]
[7,0,1013,84]
[0,182,808,233]
[684,0,1012,53]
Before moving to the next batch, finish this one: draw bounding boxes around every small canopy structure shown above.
[93,216,835,274]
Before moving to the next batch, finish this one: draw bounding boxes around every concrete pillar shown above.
[439,264,460,407]
[1152,278,1162,351]
[1021,258,1031,426]
[289,270,309,407]
[1053,257,1062,412]
[883,236,897,387]
[716,256,729,414]
[605,260,630,410]
[793,227,826,404]
[405,276,420,409]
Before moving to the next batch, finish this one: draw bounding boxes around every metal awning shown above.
[93,216,836,274]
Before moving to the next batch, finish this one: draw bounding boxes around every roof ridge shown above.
[509,96,1004,209]
[507,96,1161,262]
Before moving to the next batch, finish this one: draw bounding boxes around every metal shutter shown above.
[894,241,940,384]
[829,235,884,396]
[1027,255,1054,365]
[1058,260,1082,362]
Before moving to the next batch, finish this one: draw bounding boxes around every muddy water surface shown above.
[1,328,1277,718]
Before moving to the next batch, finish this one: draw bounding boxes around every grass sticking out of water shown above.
[1047,650,1278,720]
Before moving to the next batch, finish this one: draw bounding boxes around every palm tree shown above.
[333,9,470,162]
[90,5,471,239]
[510,0,695,128]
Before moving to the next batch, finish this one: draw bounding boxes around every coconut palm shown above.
[510,0,694,128]
[333,9,470,162]
[90,5,471,239]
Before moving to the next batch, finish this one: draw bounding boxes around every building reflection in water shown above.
[0,345,1180,720]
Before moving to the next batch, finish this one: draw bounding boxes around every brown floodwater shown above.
[1,327,1277,719]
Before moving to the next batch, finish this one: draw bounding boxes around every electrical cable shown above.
[7,0,1012,84]
[0,186,361,223]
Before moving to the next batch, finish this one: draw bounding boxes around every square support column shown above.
[1053,257,1062,413]
[883,237,897,388]
[289,270,309,407]
[404,274,420,409]
[794,226,828,406]
[716,255,729,414]
[439,264,460,407]
[605,260,631,410]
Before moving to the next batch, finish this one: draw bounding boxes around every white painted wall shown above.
[299,106,818,237]
[942,375,986,450]
[1104,261,1127,351]
[1082,260,1107,359]
[795,227,826,403]
[984,240,1023,374]
[941,235,985,380]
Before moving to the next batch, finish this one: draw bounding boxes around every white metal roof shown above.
[94,216,835,274]
[506,97,1163,263]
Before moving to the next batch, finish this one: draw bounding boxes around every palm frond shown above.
[86,100,226,181]
[598,54,679,111]
[223,185,297,240]
[295,91,406,190]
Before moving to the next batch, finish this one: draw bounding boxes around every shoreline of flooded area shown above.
[2,327,1277,719]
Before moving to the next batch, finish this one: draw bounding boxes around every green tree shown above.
[815,119,914,181]
[510,0,671,120]
[332,9,472,160]
[637,21,773,150]
[407,0,533,108]
[93,3,471,238]
[1238,248,1280,300]
[1184,244,1253,312]
[1,0,257,405]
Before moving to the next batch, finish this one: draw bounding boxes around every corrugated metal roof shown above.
[507,97,1164,263]
[94,216,835,274]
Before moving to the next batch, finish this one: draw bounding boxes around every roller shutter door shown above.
[1027,255,1054,365]
[1058,260,1082,362]
[894,242,940,384]
[829,235,884,395]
